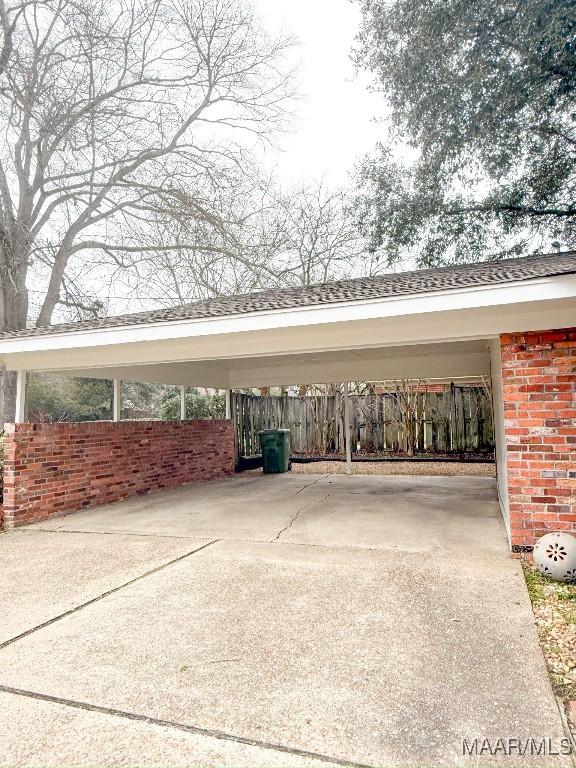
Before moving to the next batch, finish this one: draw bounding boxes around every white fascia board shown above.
[0,274,574,357]
[3,295,575,375]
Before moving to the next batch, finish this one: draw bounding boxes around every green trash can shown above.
[259,429,291,474]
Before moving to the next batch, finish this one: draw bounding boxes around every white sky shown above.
[253,0,383,186]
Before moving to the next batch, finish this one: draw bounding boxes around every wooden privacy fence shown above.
[232,385,494,457]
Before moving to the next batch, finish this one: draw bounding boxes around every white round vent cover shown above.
[533,532,576,583]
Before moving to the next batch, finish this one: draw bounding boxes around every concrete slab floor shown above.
[0,691,341,768]
[0,474,571,767]
[0,530,212,644]
[30,473,506,555]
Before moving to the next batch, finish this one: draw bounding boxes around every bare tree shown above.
[105,170,290,309]
[4,0,292,326]
[0,0,292,415]
[121,178,367,309]
[0,0,13,78]
[387,379,428,457]
[272,181,365,287]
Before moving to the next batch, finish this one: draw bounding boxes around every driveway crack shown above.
[272,493,331,542]
[296,474,331,494]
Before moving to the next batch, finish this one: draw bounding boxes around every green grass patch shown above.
[557,588,576,601]
[522,563,547,603]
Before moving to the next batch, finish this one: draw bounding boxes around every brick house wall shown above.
[2,419,235,528]
[500,328,576,549]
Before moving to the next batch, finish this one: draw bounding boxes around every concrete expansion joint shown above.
[0,684,378,768]
[12,527,204,541]
[0,539,219,652]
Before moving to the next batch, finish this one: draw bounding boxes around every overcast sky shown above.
[253,0,383,187]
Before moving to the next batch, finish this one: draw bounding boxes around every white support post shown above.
[225,389,232,420]
[112,379,121,422]
[344,380,352,475]
[15,370,27,423]
[180,385,186,420]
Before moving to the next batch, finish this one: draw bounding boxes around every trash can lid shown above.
[258,428,290,434]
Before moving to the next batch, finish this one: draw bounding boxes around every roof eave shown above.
[0,273,574,361]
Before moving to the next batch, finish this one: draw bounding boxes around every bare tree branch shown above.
[0,0,294,334]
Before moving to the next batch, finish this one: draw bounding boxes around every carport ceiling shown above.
[44,339,491,388]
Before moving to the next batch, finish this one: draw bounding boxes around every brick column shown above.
[500,328,576,549]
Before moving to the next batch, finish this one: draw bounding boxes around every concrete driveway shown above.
[0,474,570,767]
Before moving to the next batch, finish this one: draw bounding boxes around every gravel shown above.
[523,562,576,701]
[289,460,496,477]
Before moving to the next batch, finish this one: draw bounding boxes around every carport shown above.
[0,252,575,548]
[0,253,575,767]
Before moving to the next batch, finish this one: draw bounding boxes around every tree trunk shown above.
[0,243,30,422]
[2,368,16,423]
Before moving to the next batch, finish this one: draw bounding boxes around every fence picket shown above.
[232,384,494,458]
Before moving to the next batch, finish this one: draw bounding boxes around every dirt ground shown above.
[287,460,496,477]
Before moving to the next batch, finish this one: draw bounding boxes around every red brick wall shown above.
[501,328,576,549]
[2,420,235,528]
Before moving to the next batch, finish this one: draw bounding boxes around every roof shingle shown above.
[4,252,576,339]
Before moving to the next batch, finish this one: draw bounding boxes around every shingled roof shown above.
[4,252,576,339]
